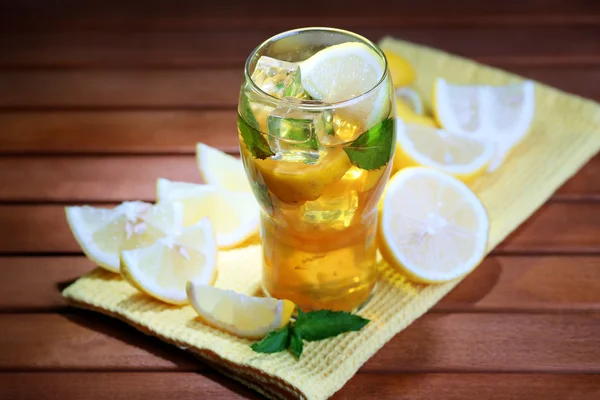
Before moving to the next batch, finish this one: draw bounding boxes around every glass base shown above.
[262,282,377,316]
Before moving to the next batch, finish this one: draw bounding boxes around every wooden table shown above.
[1,1,599,399]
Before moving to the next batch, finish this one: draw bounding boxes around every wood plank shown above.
[0,111,239,154]
[1,313,599,372]
[1,0,599,31]
[1,372,598,400]
[0,155,597,202]
[2,256,600,313]
[0,65,599,109]
[0,312,200,371]
[0,156,201,203]
[2,27,600,68]
[0,202,598,254]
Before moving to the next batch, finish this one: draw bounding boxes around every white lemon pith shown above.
[156,178,259,249]
[186,283,295,339]
[379,167,489,283]
[394,118,494,183]
[300,41,389,127]
[66,201,183,273]
[196,143,252,192]
[120,217,218,305]
[433,78,535,172]
[396,87,424,116]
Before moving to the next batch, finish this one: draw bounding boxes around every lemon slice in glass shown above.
[66,201,183,273]
[187,283,295,339]
[379,167,489,283]
[394,119,494,183]
[433,78,535,172]
[196,143,252,192]
[157,178,259,249]
[121,217,217,305]
[301,42,390,127]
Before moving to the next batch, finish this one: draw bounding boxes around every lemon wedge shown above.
[156,178,259,249]
[394,119,494,183]
[301,42,390,127]
[196,143,252,192]
[66,201,183,273]
[187,283,295,339]
[379,167,489,283]
[396,87,424,116]
[120,217,217,305]
[384,50,416,88]
[433,78,535,172]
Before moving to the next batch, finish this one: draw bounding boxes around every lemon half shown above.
[379,167,489,283]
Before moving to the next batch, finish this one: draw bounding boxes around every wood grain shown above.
[2,27,600,68]
[0,202,598,254]
[0,156,202,202]
[0,155,597,202]
[0,66,598,109]
[0,111,239,154]
[1,0,599,31]
[1,313,599,372]
[2,256,600,313]
[1,372,599,400]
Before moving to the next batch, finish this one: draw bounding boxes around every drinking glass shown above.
[237,27,396,311]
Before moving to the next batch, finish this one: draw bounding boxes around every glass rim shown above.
[243,27,389,111]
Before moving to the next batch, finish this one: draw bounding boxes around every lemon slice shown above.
[379,167,489,283]
[66,201,183,273]
[301,42,390,127]
[394,119,494,183]
[187,283,295,339]
[245,147,352,204]
[196,143,252,192]
[396,87,424,115]
[433,78,535,172]
[384,50,416,88]
[120,217,217,305]
[157,178,259,249]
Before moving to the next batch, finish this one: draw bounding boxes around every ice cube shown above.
[267,105,333,164]
[251,56,307,99]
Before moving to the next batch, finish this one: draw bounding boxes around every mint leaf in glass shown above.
[343,118,395,170]
[294,309,370,341]
[250,324,290,353]
[238,113,275,160]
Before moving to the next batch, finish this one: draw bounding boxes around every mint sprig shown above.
[251,325,290,353]
[237,113,275,160]
[343,118,395,170]
[251,309,370,359]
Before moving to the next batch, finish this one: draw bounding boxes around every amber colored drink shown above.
[237,28,395,311]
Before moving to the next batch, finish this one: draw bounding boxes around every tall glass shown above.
[237,28,396,312]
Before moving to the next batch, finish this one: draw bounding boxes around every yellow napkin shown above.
[63,37,600,400]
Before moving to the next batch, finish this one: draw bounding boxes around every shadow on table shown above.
[62,310,264,399]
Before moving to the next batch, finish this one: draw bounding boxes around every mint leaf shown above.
[343,118,395,170]
[237,113,275,160]
[251,324,290,353]
[295,310,370,342]
[289,327,303,358]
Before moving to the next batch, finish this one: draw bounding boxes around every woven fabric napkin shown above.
[63,37,600,400]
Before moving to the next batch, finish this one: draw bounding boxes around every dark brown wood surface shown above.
[1,1,599,399]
